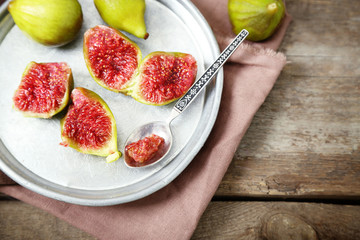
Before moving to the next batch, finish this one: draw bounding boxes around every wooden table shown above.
[1,0,359,239]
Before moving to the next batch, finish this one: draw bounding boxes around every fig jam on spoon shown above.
[124,29,248,168]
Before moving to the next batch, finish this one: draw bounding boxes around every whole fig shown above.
[94,0,148,39]
[8,0,83,46]
[228,0,285,42]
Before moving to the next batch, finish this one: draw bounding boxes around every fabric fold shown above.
[0,171,15,184]
[0,0,291,239]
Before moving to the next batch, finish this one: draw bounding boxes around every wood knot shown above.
[262,213,317,240]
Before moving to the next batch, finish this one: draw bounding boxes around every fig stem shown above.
[267,3,278,13]
[106,151,121,163]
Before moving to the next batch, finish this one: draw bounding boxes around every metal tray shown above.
[0,0,222,206]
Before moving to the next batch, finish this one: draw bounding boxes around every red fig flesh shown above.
[125,134,165,164]
[130,52,197,105]
[83,25,141,93]
[60,87,121,163]
[13,61,73,118]
[83,25,197,106]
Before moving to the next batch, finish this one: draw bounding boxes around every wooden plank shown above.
[0,201,95,240]
[1,200,360,240]
[281,0,360,77]
[192,201,360,239]
[215,0,360,198]
[282,19,360,59]
[216,75,360,198]
[285,0,360,21]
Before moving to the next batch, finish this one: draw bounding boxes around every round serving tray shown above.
[0,0,222,206]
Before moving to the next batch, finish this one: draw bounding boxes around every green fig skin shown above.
[94,0,148,39]
[8,0,83,46]
[228,0,285,42]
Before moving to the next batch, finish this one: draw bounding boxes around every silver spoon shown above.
[124,29,249,168]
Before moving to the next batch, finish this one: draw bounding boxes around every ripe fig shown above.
[228,0,285,41]
[94,0,148,39]
[60,87,121,163]
[83,25,142,93]
[129,51,197,106]
[8,0,83,46]
[13,61,73,118]
[83,25,197,106]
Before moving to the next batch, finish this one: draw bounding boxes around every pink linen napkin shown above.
[0,0,291,239]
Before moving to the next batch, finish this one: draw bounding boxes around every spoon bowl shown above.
[124,29,248,168]
[124,121,172,168]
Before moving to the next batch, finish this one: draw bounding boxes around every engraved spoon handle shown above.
[173,29,248,115]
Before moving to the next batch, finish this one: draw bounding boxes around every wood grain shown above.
[216,0,360,199]
[0,0,359,239]
[192,201,360,239]
[1,201,360,240]
[0,201,95,240]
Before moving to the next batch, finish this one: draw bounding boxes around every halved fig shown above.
[129,51,197,105]
[83,25,141,93]
[60,87,121,163]
[13,61,73,118]
[83,25,197,106]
